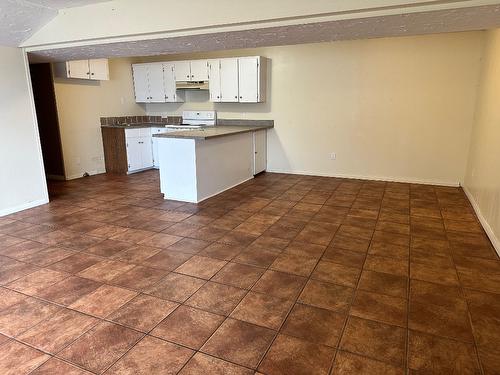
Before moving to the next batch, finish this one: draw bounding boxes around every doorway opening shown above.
[29,63,66,181]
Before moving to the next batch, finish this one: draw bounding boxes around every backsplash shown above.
[99,115,182,126]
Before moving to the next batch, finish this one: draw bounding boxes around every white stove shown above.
[181,110,216,127]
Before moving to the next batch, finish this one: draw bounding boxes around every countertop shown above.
[153,124,273,140]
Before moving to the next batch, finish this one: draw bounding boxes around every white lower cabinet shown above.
[125,129,154,172]
[253,129,267,175]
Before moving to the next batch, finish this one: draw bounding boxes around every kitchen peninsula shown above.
[154,121,273,203]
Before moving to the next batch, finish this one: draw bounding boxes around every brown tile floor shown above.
[0,170,499,374]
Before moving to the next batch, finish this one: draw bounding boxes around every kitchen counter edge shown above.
[152,124,273,140]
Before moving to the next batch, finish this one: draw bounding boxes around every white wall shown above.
[0,46,48,216]
[464,28,500,252]
[53,58,146,179]
[142,32,483,185]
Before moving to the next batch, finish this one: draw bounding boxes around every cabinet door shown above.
[139,136,154,169]
[190,60,208,81]
[126,139,142,172]
[208,59,221,102]
[174,61,191,81]
[253,130,267,174]
[148,63,166,102]
[163,63,177,102]
[238,57,259,102]
[132,65,150,102]
[89,59,109,80]
[220,58,239,102]
[67,60,90,79]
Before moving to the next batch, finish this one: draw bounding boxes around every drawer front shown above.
[125,128,142,138]
[140,128,152,137]
[125,128,152,138]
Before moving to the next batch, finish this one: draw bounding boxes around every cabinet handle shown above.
[239,96,242,99]
[91,72,95,76]
[217,96,219,99]
[187,75,190,78]
[86,72,90,75]
[191,75,194,78]
[234,95,237,99]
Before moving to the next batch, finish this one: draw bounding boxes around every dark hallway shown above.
[29,63,65,180]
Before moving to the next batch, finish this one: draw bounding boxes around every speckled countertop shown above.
[101,123,167,129]
[153,124,273,140]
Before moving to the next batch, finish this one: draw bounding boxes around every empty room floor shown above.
[0,170,499,374]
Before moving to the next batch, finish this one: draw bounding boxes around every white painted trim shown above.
[21,0,500,51]
[22,49,49,203]
[0,198,49,217]
[65,168,106,180]
[266,168,460,187]
[463,186,500,257]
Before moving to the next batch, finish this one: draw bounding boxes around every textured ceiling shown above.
[0,0,109,46]
[28,4,500,62]
[28,0,108,8]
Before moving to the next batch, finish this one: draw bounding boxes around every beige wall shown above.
[53,58,145,179]
[0,46,48,216]
[464,28,500,251]
[141,32,483,185]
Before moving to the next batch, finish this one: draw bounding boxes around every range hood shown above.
[176,81,209,90]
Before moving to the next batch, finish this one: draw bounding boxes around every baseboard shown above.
[265,169,460,187]
[462,186,500,257]
[65,169,106,180]
[0,198,49,217]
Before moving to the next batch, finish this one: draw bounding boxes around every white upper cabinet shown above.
[220,58,239,102]
[208,59,221,102]
[67,60,90,79]
[88,59,109,80]
[132,56,266,104]
[163,63,183,102]
[132,63,183,103]
[174,60,208,81]
[207,56,266,103]
[132,65,149,102]
[190,60,209,81]
[148,64,165,103]
[174,61,191,81]
[238,56,261,103]
[55,59,109,80]
[148,63,166,102]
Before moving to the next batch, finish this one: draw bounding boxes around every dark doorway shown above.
[30,63,65,180]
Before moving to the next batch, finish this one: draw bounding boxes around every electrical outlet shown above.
[330,153,337,160]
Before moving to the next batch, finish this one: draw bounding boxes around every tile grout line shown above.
[326,183,387,374]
